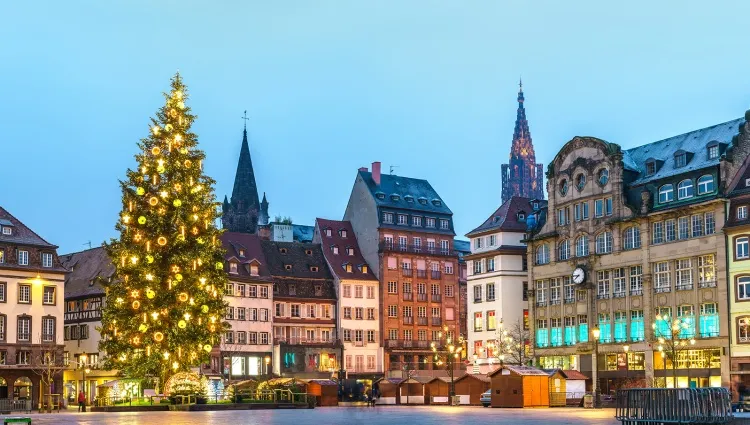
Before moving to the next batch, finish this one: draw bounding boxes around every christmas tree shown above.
[100,74,228,385]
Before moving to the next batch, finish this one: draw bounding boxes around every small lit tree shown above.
[651,312,696,387]
[491,320,532,366]
[430,327,464,399]
[31,335,66,413]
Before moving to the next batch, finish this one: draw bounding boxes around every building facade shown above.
[261,241,340,378]
[59,247,115,404]
[466,197,535,371]
[501,81,544,203]
[222,124,270,234]
[314,218,383,378]
[218,232,274,380]
[528,117,749,391]
[0,207,66,406]
[344,162,460,375]
[454,240,471,350]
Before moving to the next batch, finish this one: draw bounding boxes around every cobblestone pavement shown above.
[1,406,621,425]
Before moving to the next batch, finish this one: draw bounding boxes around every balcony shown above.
[417,270,427,278]
[274,337,340,346]
[536,300,547,307]
[597,293,610,300]
[402,269,413,277]
[474,298,482,304]
[379,242,456,257]
[404,316,414,325]
[403,293,413,301]
[417,317,428,326]
[564,298,575,304]
[676,284,694,291]
[431,271,442,280]
[550,299,561,305]
[630,289,643,296]
[654,286,672,293]
[431,294,442,302]
[385,340,432,349]
[699,280,717,288]
[417,293,428,302]
[431,317,441,326]
[613,291,626,298]
[64,309,102,323]
[353,340,366,347]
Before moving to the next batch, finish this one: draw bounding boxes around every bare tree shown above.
[31,334,66,413]
[494,320,533,366]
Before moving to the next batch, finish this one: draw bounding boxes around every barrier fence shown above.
[0,399,32,413]
[615,388,732,424]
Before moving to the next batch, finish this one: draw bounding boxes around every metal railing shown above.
[417,293,428,302]
[615,388,732,424]
[431,271,441,279]
[403,317,413,325]
[676,284,694,291]
[402,269,413,277]
[431,294,442,302]
[630,289,643,296]
[403,292,413,301]
[417,317,428,325]
[654,286,672,293]
[431,317,441,326]
[417,270,427,278]
[699,280,717,288]
[379,242,456,257]
[0,399,32,413]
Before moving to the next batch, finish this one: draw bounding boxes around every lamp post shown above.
[264,356,271,378]
[623,345,630,384]
[592,326,601,409]
[79,353,89,411]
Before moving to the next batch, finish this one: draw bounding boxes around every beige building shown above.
[527,117,750,392]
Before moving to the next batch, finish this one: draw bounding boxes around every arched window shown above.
[658,184,674,204]
[598,169,609,186]
[623,226,641,250]
[576,174,586,191]
[677,179,694,200]
[559,180,568,196]
[596,232,613,254]
[575,236,589,257]
[558,240,570,261]
[535,244,550,265]
[697,175,714,195]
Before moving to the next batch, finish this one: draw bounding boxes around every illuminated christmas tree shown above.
[100,74,228,385]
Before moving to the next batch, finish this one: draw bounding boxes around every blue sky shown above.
[2,1,750,254]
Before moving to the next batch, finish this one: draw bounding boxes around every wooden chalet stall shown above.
[425,377,451,405]
[454,374,491,405]
[399,376,431,405]
[489,365,549,408]
[375,378,403,405]
[546,370,567,407]
[560,370,588,406]
[307,379,338,407]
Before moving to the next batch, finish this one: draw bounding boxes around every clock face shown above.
[572,267,586,284]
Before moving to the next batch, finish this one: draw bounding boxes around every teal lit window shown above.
[654,308,672,339]
[536,320,549,348]
[700,303,719,337]
[677,305,695,339]
[550,318,562,347]
[598,314,612,343]
[630,310,644,341]
[614,311,627,342]
[578,315,588,343]
[564,317,576,346]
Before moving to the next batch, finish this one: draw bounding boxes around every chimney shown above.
[358,167,368,172]
[372,161,381,185]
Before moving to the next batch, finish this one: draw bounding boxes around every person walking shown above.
[78,390,86,412]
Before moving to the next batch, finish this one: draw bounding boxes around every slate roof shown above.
[0,206,57,248]
[220,232,273,282]
[293,224,314,243]
[315,218,378,282]
[624,118,743,186]
[260,240,336,300]
[454,240,471,254]
[467,196,535,237]
[358,170,453,215]
[59,247,113,299]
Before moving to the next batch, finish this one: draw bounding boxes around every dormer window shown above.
[738,206,748,220]
[325,228,332,237]
[332,245,339,255]
[383,212,394,224]
[390,194,400,201]
[289,284,296,295]
[677,179,694,200]
[343,262,352,273]
[314,285,322,296]
[310,266,319,272]
[404,196,414,203]
[674,152,687,168]
[238,249,245,258]
[280,248,288,254]
[707,143,720,160]
[418,198,428,205]
[360,264,368,274]
[397,214,408,225]
[432,199,442,207]
[1,227,11,236]
[376,192,386,200]
[346,247,355,256]
[518,212,526,221]
[250,264,259,276]
[340,229,348,238]
[229,262,238,274]
[305,249,313,255]
[646,161,656,176]
[533,202,539,210]
[284,264,292,271]
[440,219,450,230]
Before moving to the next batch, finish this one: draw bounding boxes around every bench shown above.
[3,418,31,424]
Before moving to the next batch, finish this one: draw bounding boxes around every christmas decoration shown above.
[100,74,228,387]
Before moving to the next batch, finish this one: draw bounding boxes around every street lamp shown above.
[623,345,630,383]
[264,356,271,378]
[591,326,601,409]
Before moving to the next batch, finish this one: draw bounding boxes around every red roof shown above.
[220,232,272,281]
[561,370,589,381]
[315,218,377,281]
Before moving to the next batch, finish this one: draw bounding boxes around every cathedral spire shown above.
[222,122,262,233]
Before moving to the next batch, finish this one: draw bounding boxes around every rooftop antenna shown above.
[84,241,92,249]
[390,165,399,175]
[241,110,250,131]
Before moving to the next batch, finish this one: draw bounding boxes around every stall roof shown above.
[427,376,452,384]
[561,370,589,380]
[456,373,491,383]
[307,379,338,386]
[489,365,549,377]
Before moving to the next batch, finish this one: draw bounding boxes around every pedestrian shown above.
[78,390,86,412]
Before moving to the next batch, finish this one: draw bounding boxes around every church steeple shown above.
[501,80,545,203]
[222,119,262,233]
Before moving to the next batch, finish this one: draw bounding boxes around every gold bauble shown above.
[203,344,212,352]
[149,197,158,206]
[175,273,183,282]
[138,216,147,225]
[146,289,155,299]
[136,187,145,196]
[184,160,192,168]
[178,320,187,329]
[157,165,166,174]
[157,237,167,246]
[178,292,188,302]
[173,199,182,207]
[139,324,148,333]
[146,255,154,264]
[215,262,224,270]
[151,147,161,156]
[154,332,164,342]
[165,124,174,132]
[132,300,141,310]
[201,305,209,313]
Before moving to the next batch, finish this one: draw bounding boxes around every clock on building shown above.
[572,266,586,284]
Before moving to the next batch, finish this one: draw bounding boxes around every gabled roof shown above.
[0,206,57,248]
[315,218,377,282]
[467,196,535,237]
[624,118,742,186]
[560,370,589,380]
[358,170,452,215]
[220,232,272,281]
[489,365,549,377]
[453,239,471,254]
[260,240,336,300]
[59,247,113,298]
[455,373,491,383]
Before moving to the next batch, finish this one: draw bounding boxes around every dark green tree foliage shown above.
[100,74,228,385]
